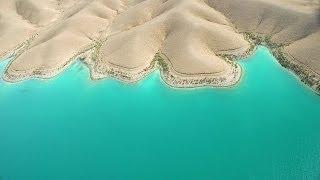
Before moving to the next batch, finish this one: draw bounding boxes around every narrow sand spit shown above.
[0,0,319,92]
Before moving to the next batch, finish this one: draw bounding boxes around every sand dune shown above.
[0,0,319,91]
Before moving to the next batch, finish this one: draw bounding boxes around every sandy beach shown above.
[0,0,319,92]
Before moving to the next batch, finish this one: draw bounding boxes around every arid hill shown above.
[0,0,319,91]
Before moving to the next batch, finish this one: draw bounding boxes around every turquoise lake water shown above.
[0,46,320,180]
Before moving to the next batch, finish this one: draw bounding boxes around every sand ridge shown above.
[0,0,319,91]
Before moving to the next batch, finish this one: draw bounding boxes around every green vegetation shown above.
[154,52,169,72]
[218,54,238,61]
[243,32,283,49]
[91,40,103,62]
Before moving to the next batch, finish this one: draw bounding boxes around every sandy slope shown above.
[208,0,320,91]
[0,0,319,90]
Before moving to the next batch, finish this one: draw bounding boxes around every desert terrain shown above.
[0,0,319,91]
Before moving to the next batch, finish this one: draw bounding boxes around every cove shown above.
[0,46,320,180]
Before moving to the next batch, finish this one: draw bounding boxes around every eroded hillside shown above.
[0,0,319,90]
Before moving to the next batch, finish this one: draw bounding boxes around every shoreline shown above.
[1,33,319,95]
[0,0,319,95]
[241,32,320,95]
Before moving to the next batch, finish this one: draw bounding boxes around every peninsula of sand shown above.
[0,0,319,92]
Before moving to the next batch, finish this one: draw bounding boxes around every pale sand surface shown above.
[0,0,319,91]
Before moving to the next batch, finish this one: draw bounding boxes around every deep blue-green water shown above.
[0,46,320,180]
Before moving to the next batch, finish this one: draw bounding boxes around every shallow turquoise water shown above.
[0,47,320,180]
